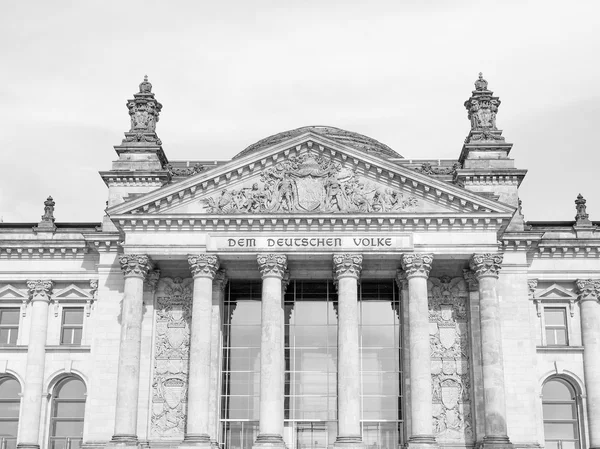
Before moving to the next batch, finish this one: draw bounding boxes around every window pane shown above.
[54,401,86,417]
[290,302,328,325]
[361,325,397,347]
[229,326,261,348]
[0,401,20,417]
[51,420,84,437]
[543,380,574,401]
[0,378,21,398]
[293,326,328,347]
[545,309,566,326]
[0,309,20,325]
[561,441,578,449]
[361,301,396,325]
[62,309,84,325]
[56,379,86,398]
[544,422,576,439]
[229,302,261,325]
[72,328,82,345]
[554,329,567,345]
[0,420,18,436]
[542,403,576,420]
[0,328,18,345]
[61,329,73,345]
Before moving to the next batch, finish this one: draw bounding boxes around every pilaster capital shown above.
[120,254,153,278]
[395,270,408,289]
[257,253,288,279]
[188,254,220,279]
[401,253,433,279]
[527,279,538,299]
[576,279,600,301]
[463,269,479,291]
[213,269,229,291]
[332,253,363,280]
[27,280,54,302]
[469,253,503,279]
[282,269,291,293]
[145,269,161,292]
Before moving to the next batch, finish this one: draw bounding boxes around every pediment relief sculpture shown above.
[202,152,418,214]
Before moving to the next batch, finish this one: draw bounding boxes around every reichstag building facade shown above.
[1,75,599,449]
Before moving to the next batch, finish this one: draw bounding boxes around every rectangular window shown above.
[60,308,84,345]
[545,308,568,346]
[0,308,20,346]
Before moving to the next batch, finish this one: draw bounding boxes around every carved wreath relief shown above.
[203,152,418,213]
[428,276,473,442]
[151,277,192,437]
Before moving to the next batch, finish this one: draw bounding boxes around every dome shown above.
[233,126,402,160]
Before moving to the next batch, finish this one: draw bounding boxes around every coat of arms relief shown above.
[203,152,418,214]
[428,276,474,442]
[151,277,193,437]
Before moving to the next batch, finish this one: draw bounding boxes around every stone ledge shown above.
[536,345,584,353]
[45,345,92,353]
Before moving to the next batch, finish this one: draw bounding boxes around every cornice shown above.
[534,242,600,258]
[0,240,90,259]
[83,233,122,253]
[455,169,527,187]
[111,212,512,233]
[107,136,514,216]
[99,170,169,187]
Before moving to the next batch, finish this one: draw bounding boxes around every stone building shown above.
[0,74,598,449]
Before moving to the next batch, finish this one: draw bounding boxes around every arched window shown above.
[49,377,86,449]
[542,378,580,449]
[0,376,21,449]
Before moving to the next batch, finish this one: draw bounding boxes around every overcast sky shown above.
[1,0,599,223]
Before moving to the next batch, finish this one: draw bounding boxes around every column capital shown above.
[27,280,54,302]
[470,253,503,279]
[395,269,408,289]
[213,269,229,291]
[576,279,600,301]
[463,269,479,291]
[333,253,363,280]
[257,253,288,279]
[188,254,220,279]
[120,254,153,278]
[401,253,433,279]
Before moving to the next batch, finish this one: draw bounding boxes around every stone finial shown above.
[464,73,505,144]
[470,253,503,279]
[188,254,220,279]
[401,253,433,279]
[257,254,288,279]
[122,75,163,145]
[119,254,153,278]
[575,194,591,224]
[41,196,55,222]
[576,279,600,301]
[332,253,363,279]
[27,280,54,301]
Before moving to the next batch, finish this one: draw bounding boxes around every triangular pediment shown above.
[108,132,514,220]
[0,284,27,300]
[53,284,93,300]
[536,284,577,300]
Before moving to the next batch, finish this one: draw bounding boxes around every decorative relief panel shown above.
[151,277,192,438]
[203,152,418,213]
[428,276,473,442]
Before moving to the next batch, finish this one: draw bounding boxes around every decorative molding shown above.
[528,279,540,316]
[0,243,90,258]
[256,253,288,279]
[213,269,228,291]
[167,163,205,177]
[401,253,433,279]
[188,254,220,279]
[145,270,161,293]
[462,269,478,292]
[576,279,600,301]
[414,162,461,176]
[395,270,408,289]
[202,152,419,214]
[469,253,503,279]
[151,277,193,437]
[27,280,53,302]
[119,254,153,278]
[332,253,363,280]
[88,279,98,316]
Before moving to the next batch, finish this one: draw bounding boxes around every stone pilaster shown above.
[183,255,221,448]
[469,254,512,449]
[401,254,438,449]
[110,254,153,447]
[17,280,53,449]
[333,254,364,449]
[253,254,288,449]
[576,279,600,449]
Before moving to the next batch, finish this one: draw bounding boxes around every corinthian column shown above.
[17,280,53,449]
[333,253,364,449]
[576,279,600,449]
[253,254,288,449]
[469,254,512,449]
[110,254,153,445]
[401,254,437,449]
[183,254,221,448]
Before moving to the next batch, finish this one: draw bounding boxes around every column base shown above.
[253,434,286,449]
[480,436,513,449]
[334,436,365,449]
[106,435,139,449]
[180,434,212,449]
[405,435,438,449]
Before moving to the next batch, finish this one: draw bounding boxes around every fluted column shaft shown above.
[470,254,511,449]
[577,280,600,449]
[401,254,437,449]
[253,254,287,449]
[112,255,153,443]
[184,255,221,447]
[333,254,363,449]
[17,281,53,449]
